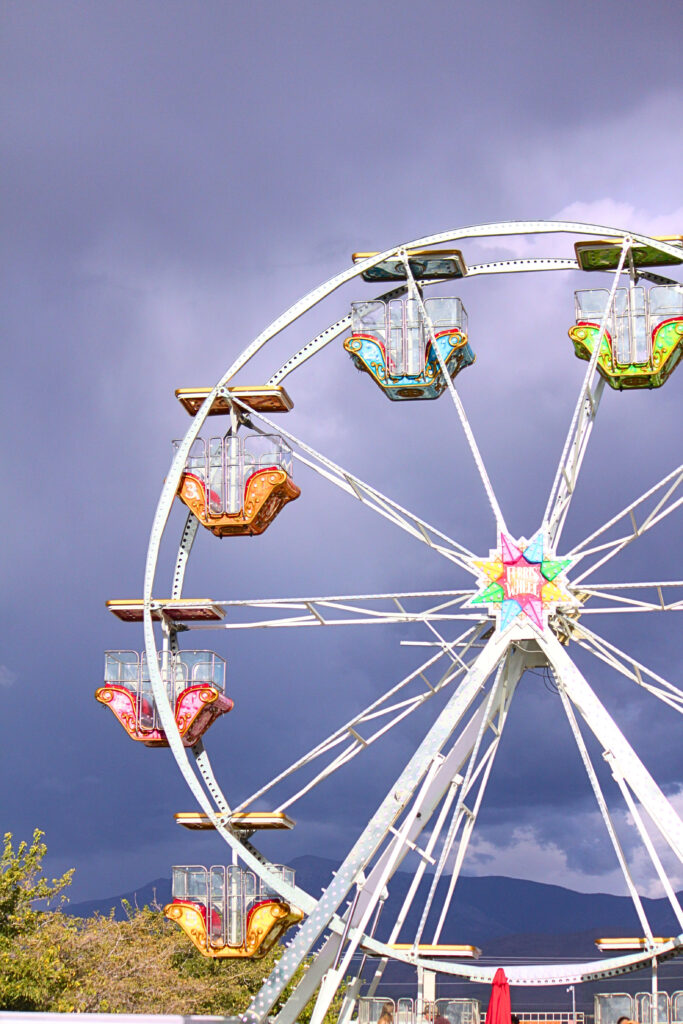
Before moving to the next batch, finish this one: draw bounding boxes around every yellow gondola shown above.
[164,864,303,959]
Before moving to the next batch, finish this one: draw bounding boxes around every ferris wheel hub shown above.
[470,530,575,637]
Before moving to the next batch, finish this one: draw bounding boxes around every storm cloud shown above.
[1,0,682,906]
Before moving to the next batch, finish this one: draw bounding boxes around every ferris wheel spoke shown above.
[399,252,507,534]
[553,673,657,940]
[576,580,683,615]
[399,594,482,673]
[543,375,606,549]
[305,644,524,1024]
[345,717,506,1019]
[567,464,683,583]
[233,621,490,814]
[245,630,510,1024]
[306,760,450,1024]
[415,649,520,947]
[609,769,683,932]
[431,677,517,945]
[183,589,479,632]
[539,632,683,864]
[233,673,436,813]
[361,784,462,1007]
[543,238,631,548]
[274,673,512,1024]
[557,649,683,933]
[559,618,683,714]
[236,400,478,574]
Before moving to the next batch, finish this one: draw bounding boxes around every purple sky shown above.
[1,0,682,907]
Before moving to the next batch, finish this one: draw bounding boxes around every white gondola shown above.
[345,296,473,400]
[96,650,231,746]
[175,431,300,536]
[636,991,670,1024]
[594,993,635,1024]
[353,297,467,378]
[164,863,302,958]
[357,997,481,1024]
[571,284,683,386]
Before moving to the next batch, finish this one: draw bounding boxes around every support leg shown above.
[250,630,509,1024]
[539,633,683,862]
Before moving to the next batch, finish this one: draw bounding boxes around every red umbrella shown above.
[486,968,511,1024]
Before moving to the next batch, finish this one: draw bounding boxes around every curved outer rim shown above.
[141,220,682,984]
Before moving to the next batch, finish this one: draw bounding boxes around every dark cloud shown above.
[1,0,681,907]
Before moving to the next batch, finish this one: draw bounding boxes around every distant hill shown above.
[66,854,683,949]
[285,856,683,946]
[64,856,683,1014]
[66,876,171,919]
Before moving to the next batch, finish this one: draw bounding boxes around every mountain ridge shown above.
[65,854,683,953]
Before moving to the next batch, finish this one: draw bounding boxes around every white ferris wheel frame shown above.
[136,222,683,1020]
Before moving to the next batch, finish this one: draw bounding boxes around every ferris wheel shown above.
[99,221,683,1024]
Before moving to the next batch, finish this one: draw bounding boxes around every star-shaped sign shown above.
[470,531,573,633]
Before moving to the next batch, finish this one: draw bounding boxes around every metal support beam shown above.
[544,239,630,547]
[276,645,533,1024]
[539,633,683,863]
[263,631,510,1024]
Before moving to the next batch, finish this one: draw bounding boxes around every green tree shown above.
[0,829,74,1010]
[0,830,348,1019]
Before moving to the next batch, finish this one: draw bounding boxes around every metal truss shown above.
[269,259,579,386]
[554,673,657,940]
[554,666,683,1008]
[538,633,683,863]
[557,617,683,714]
[568,464,683,584]
[232,621,490,815]
[544,239,630,548]
[574,581,683,615]
[399,252,507,534]
[236,400,478,575]
[608,769,683,933]
[183,589,479,632]
[545,375,605,547]
[135,222,683,1014]
[419,652,521,947]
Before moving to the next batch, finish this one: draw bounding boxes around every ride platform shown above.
[106,599,225,622]
[175,385,293,416]
[595,936,675,951]
[575,237,683,272]
[382,943,481,959]
[352,249,467,283]
[174,811,296,832]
